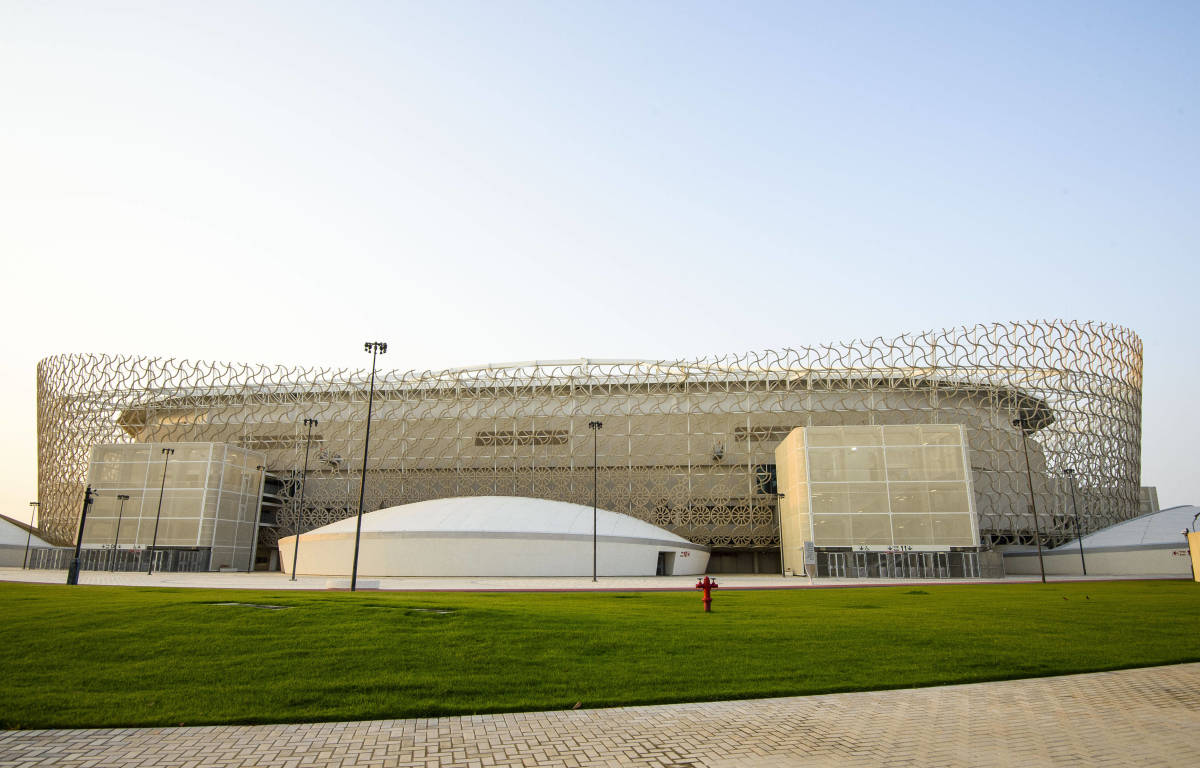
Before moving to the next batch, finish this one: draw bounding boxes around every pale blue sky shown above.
[2,1,1197,521]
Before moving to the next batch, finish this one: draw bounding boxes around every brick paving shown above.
[3,664,1199,767]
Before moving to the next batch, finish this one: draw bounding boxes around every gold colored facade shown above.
[37,321,1142,554]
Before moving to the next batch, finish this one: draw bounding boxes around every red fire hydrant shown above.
[695,576,718,612]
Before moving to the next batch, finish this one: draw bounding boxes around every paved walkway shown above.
[2,664,1198,767]
[1,567,1171,591]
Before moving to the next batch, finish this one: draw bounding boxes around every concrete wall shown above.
[0,544,40,567]
[1003,545,1193,577]
[279,531,710,577]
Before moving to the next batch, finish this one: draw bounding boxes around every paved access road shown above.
[2,663,1198,767]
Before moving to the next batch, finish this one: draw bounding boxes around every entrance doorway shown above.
[656,552,676,576]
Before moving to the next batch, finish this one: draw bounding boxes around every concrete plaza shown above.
[1,663,1198,767]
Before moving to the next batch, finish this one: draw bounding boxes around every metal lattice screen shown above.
[37,320,1142,550]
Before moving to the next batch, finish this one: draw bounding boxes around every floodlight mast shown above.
[351,341,387,592]
[291,418,318,581]
[66,487,94,585]
[248,465,266,572]
[23,501,38,569]
[1064,468,1086,575]
[148,448,174,575]
[1013,417,1046,584]
[1186,512,1200,582]
[588,420,603,582]
[112,494,129,571]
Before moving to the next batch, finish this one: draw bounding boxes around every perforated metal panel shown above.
[37,320,1142,551]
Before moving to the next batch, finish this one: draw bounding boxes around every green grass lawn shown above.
[1,580,1198,729]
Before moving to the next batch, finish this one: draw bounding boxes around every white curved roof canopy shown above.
[1052,505,1199,551]
[283,496,709,577]
[314,496,706,548]
[0,514,52,548]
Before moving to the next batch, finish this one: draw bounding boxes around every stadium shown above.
[34,320,1143,578]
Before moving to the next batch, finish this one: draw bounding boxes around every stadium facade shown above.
[35,320,1143,576]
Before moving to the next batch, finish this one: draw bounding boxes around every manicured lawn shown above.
[1,580,1198,729]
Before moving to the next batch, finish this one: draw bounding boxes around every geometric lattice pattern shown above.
[37,320,1142,551]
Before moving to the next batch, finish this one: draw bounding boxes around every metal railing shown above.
[25,547,209,573]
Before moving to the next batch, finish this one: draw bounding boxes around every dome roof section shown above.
[314,496,703,548]
[1052,504,1199,551]
[0,514,52,548]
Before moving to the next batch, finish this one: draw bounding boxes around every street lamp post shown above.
[148,447,174,576]
[1064,468,1086,576]
[111,494,129,572]
[1185,529,1196,582]
[588,420,603,582]
[1185,513,1200,582]
[1013,418,1046,583]
[248,465,266,572]
[775,492,786,576]
[23,501,38,569]
[66,487,94,585]
[352,341,387,592]
[291,417,318,581]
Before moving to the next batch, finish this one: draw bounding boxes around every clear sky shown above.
[2,1,1197,524]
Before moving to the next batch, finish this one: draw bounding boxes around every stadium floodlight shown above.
[148,447,174,575]
[291,418,318,581]
[248,465,266,572]
[1013,418,1046,583]
[588,420,603,582]
[775,492,785,576]
[24,501,39,569]
[352,341,387,592]
[1064,468,1086,576]
[66,487,94,585]
[112,494,130,572]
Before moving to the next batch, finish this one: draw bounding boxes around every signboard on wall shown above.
[803,541,816,565]
[853,544,954,553]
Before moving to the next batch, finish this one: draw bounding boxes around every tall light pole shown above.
[1186,512,1199,582]
[291,417,318,581]
[248,465,266,572]
[66,487,94,585]
[148,447,174,576]
[1064,468,1086,576]
[588,420,603,582]
[775,492,786,576]
[112,494,130,572]
[23,501,38,569]
[1013,418,1046,583]
[352,341,387,592]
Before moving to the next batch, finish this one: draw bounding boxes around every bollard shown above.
[695,576,719,612]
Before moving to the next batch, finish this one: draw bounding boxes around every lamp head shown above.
[304,417,318,427]
[161,447,174,456]
[117,494,130,501]
[588,420,603,430]
[1064,468,1075,477]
